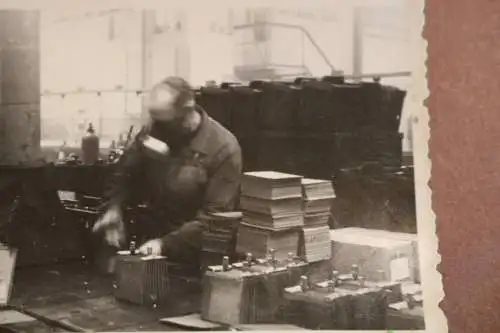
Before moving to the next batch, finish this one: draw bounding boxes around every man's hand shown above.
[103,227,125,248]
[92,205,125,248]
[138,238,163,256]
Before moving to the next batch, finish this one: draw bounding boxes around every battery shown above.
[113,250,170,307]
[201,252,308,325]
[283,273,390,330]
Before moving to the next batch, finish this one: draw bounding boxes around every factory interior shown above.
[0,2,423,332]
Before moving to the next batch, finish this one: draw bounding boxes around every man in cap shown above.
[92,76,242,263]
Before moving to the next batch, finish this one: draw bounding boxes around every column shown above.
[336,3,355,75]
[400,0,418,155]
[0,10,41,166]
[352,6,364,80]
[140,9,154,122]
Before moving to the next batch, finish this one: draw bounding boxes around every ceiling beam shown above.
[50,9,129,24]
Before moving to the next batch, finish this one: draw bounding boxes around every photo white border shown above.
[1,0,447,331]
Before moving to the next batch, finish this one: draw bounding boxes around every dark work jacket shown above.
[105,106,242,260]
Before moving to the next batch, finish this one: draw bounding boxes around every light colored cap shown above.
[147,85,181,121]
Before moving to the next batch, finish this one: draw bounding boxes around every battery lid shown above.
[0,245,17,305]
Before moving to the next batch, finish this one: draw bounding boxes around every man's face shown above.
[147,84,184,122]
[146,84,194,145]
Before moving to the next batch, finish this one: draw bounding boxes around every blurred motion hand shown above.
[92,205,125,247]
[138,238,163,256]
[104,227,125,248]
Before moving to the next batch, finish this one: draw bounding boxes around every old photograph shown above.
[0,0,442,332]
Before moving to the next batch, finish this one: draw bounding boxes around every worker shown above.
[92,76,242,263]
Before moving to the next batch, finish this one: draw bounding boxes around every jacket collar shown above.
[188,105,212,155]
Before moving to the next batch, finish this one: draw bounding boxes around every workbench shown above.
[0,162,416,332]
[5,261,206,332]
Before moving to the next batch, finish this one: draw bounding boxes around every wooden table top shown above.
[5,261,203,332]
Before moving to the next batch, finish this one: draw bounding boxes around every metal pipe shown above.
[234,22,335,72]
[42,89,151,96]
[52,9,130,24]
[344,71,411,79]
[352,7,364,82]
[140,9,152,123]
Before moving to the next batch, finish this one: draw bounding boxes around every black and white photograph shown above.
[0,1,442,332]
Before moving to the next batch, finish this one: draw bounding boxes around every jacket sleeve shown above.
[160,143,242,259]
[103,129,146,210]
[198,143,243,216]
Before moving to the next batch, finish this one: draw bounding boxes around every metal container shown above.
[201,252,308,325]
[114,251,170,307]
[283,275,390,330]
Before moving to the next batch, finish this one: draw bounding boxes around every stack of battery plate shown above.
[301,178,335,227]
[299,225,332,263]
[202,212,242,250]
[237,172,304,260]
[298,178,334,263]
[236,223,301,262]
[240,195,304,230]
[201,212,242,268]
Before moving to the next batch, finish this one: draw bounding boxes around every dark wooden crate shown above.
[250,81,300,131]
[229,86,262,138]
[296,80,337,132]
[196,87,232,129]
[254,133,303,175]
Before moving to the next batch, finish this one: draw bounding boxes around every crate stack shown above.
[292,77,405,175]
[196,77,407,178]
[236,171,304,261]
[298,179,335,263]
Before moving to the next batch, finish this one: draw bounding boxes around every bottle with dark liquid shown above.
[57,140,67,162]
[81,123,100,165]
